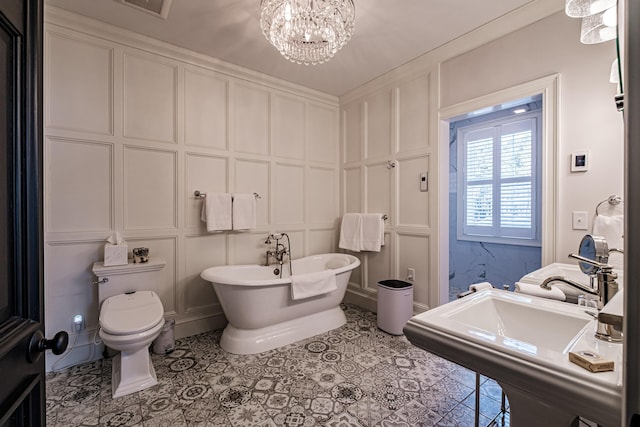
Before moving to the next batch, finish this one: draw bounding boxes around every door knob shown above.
[28,330,69,363]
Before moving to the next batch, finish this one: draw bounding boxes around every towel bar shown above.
[194,190,260,199]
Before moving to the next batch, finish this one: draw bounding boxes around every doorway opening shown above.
[437,75,559,305]
[448,95,542,301]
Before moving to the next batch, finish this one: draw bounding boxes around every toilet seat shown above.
[100,290,164,335]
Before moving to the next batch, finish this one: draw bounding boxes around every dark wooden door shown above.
[0,1,66,426]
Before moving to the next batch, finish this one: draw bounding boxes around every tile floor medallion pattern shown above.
[46,303,510,427]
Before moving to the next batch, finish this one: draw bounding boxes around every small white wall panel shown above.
[343,103,361,164]
[348,253,364,287]
[344,167,361,214]
[398,234,430,307]
[366,163,392,219]
[126,237,178,314]
[308,229,336,255]
[235,159,270,227]
[275,164,304,225]
[123,53,177,143]
[124,146,176,230]
[233,233,268,265]
[184,69,228,150]
[285,231,305,260]
[307,103,337,164]
[273,95,304,160]
[185,154,227,229]
[398,75,430,153]
[234,84,269,156]
[45,241,104,336]
[367,233,392,291]
[307,167,336,224]
[398,156,430,227]
[365,90,392,160]
[185,234,226,312]
[47,139,112,232]
[46,34,113,135]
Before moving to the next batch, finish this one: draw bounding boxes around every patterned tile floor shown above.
[46,303,510,427]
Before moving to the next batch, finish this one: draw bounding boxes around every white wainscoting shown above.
[44,10,339,371]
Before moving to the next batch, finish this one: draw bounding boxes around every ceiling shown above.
[46,0,544,96]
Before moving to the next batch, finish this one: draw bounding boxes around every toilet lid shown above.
[100,291,164,335]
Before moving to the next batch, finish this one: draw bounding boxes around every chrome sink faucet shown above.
[541,253,620,342]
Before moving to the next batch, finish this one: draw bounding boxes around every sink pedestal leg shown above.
[499,383,578,427]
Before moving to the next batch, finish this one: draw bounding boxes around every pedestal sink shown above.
[404,289,623,427]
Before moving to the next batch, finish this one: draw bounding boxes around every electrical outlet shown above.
[407,268,415,281]
[572,211,588,230]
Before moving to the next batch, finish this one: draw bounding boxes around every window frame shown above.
[456,110,542,247]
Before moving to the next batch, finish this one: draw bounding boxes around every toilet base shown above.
[111,351,158,398]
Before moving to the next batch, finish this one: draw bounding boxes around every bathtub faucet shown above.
[264,233,292,278]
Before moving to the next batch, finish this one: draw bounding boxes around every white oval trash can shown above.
[377,280,414,335]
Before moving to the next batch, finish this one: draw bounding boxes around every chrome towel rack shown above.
[595,194,623,216]
[194,190,261,199]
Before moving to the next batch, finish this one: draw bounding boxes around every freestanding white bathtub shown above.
[200,253,360,354]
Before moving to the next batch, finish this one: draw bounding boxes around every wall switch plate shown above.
[407,268,415,281]
[572,211,588,230]
[419,173,428,192]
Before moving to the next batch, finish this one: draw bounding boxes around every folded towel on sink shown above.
[514,282,566,301]
[469,282,493,292]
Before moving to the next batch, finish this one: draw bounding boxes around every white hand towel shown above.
[291,270,337,300]
[593,214,624,269]
[469,282,493,292]
[232,193,256,230]
[514,282,566,301]
[339,213,363,252]
[200,193,232,232]
[361,213,385,252]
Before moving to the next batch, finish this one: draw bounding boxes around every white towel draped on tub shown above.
[291,270,337,300]
[201,193,232,232]
[232,193,256,230]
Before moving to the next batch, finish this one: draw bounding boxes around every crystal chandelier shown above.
[260,0,356,65]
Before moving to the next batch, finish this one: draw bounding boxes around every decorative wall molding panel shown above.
[44,14,339,371]
[46,32,114,135]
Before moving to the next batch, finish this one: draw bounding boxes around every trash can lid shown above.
[378,279,413,289]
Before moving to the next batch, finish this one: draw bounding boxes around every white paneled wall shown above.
[341,72,437,313]
[44,12,339,371]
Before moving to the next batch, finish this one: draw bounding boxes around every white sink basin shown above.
[445,293,590,353]
[404,289,623,427]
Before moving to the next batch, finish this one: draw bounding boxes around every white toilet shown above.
[92,259,166,398]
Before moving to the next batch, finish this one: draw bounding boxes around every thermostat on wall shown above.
[571,150,589,172]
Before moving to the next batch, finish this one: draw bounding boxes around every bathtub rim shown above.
[200,253,360,286]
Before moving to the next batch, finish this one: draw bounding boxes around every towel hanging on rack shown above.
[593,194,624,270]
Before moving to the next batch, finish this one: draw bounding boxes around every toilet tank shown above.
[92,259,166,304]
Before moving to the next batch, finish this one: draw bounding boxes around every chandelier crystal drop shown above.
[260,0,355,65]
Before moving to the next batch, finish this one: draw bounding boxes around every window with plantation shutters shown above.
[457,111,541,246]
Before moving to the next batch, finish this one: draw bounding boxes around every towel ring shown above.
[595,195,623,216]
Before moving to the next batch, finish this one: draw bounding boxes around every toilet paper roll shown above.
[514,282,566,301]
[469,282,493,293]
